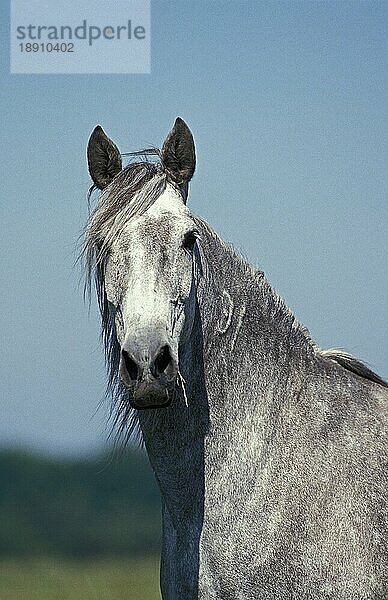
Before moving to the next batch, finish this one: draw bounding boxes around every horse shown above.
[84,118,387,599]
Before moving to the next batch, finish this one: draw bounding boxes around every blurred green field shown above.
[0,558,161,600]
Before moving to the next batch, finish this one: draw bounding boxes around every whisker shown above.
[177,370,189,407]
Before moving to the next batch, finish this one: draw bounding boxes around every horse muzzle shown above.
[119,336,178,409]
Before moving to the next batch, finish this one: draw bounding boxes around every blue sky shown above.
[1,1,386,455]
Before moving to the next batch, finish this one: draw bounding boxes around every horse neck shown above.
[195,223,316,456]
[198,221,312,381]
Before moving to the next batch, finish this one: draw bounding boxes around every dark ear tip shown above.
[89,125,105,140]
[174,116,189,131]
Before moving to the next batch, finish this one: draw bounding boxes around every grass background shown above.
[0,558,160,599]
[0,449,162,599]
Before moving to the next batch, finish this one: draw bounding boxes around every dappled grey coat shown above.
[85,118,387,599]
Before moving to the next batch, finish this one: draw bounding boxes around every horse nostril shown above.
[151,345,172,379]
[122,349,140,381]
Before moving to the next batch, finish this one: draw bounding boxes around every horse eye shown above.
[182,231,198,251]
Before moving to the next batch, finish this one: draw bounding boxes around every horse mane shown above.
[197,220,387,389]
[85,158,167,275]
[321,349,387,387]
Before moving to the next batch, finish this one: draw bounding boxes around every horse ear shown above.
[161,117,196,186]
[87,125,122,190]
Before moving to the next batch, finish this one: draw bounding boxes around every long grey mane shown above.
[83,158,387,442]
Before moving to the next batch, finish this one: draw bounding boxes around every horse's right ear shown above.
[87,125,122,190]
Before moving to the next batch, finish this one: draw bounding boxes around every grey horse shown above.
[84,118,387,599]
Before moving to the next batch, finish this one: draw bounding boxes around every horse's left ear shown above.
[161,117,196,187]
[87,125,122,190]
